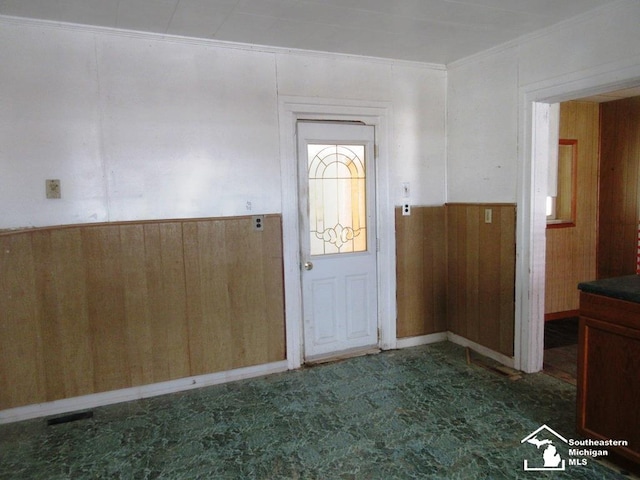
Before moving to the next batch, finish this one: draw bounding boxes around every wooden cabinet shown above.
[577,291,640,467]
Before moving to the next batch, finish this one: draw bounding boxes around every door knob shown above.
[304,261,314,271]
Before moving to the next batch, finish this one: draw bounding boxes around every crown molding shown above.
[0,14,445,71]
[447,0,633,70]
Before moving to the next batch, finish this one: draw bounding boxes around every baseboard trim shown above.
[447,332,515,368]
[396,332,447,349]
[396,332,515,369]
[1,335,515,424]
[0,360,288,424]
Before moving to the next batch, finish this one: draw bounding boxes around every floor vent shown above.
[47,411,93,426]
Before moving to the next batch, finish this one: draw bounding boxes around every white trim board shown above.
[396,332,447,349]
[2,335,515,424]
[395,332,515,368]
[0,361,288,425]
[515,60,640,373]
[447,332,516,369]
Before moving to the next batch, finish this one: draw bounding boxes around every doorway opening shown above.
[543,316,579,384]
[521,79,640,375]
[543,91,640,383]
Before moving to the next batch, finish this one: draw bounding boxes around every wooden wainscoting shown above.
[545,101,599,317]
[446,203,516,356]
[0,216,286,410]
[395,206,447,338]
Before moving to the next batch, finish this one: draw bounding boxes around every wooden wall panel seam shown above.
[395,206,447,338]
[396,203,515,357]
[0,216,286,410]
[598,97,640,278]
[445,203,516,357]
[545,101,599,315]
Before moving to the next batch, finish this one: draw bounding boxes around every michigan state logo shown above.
[521,425,567,471]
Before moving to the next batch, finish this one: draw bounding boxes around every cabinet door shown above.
[577,315,640,464]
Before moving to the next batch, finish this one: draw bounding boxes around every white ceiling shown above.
[0,0,622,65]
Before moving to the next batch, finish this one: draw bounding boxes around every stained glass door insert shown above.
[307,144,367,255]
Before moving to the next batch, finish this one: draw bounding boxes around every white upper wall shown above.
[447,0,640,203]
[99,36,280,221]
[2,0,637,228]
[0,18,446,229]
[0,21,281,227]
[448,49,519,202]
[275,53,447,205]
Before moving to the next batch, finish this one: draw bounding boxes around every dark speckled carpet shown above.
[0,342,631,479]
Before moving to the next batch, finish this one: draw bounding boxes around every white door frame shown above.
[278,96,395,370]
[516,63,640,373]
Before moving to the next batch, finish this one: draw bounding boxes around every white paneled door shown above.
[297,122,378,360]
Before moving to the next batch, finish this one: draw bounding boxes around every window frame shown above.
[547,138,578,228]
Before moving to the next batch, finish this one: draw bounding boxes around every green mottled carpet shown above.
[0,343,629,479]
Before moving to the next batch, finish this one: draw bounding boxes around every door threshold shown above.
[305,345,381,365]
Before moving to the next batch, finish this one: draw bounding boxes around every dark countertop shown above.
[578,275,640,304]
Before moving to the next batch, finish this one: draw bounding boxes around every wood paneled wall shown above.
[395,206,447,338]
[446,204,516,356]
[545,101,600,317]
[598,96,640,278]
[0,216,286,410]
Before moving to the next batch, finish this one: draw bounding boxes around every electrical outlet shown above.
[484,208,493,224]
[402,203,411,216]
[46,179,61,199]
[253,215,264,231]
